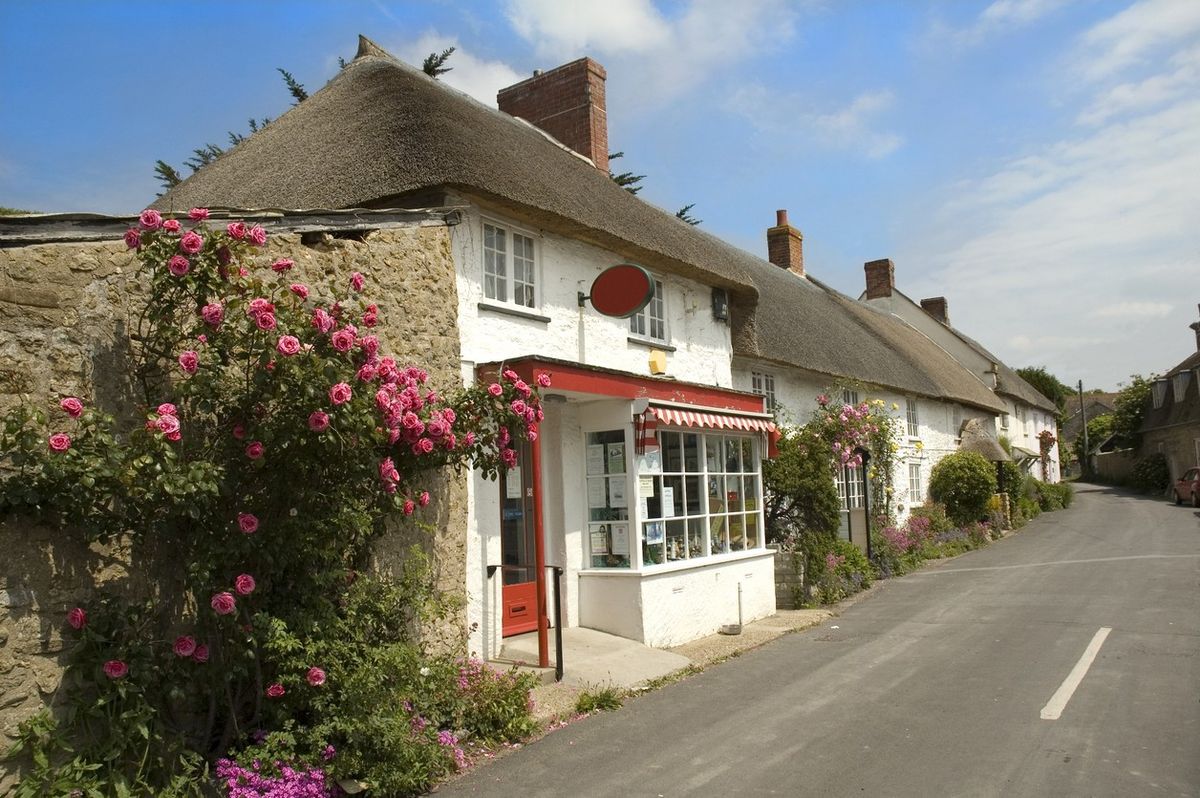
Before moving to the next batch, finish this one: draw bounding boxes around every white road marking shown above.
[916,554,1200,574]
[1040,627,1112,720]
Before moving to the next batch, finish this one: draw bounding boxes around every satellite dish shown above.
[578,264,654,318]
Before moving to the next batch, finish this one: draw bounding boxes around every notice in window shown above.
[645,521,664,545]
[505,466,522,499]
[587,478,606,509]
[590,527,609,555]
[638,476,655,497]
[586,445,606,475]
[661,486,676,518]
[611,523,629,555]
[608,476,627,508]
[607,443,626,474]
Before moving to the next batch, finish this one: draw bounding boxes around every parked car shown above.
[1173,467,1200,506]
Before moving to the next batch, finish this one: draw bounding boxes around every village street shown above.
[437,483,1200,797]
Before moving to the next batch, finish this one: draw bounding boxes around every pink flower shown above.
[200,302,224,327]
[413,438,434,455]
[192,644,210,663]
[237,513,259,534]
[124,228,141,249]
[179,230,203,254]
[356,363,377,382]
[403,499,415,515]
[329,382,352,405]
[306,667,326,687]
[312,308,335,333]
[276,335,301,356]
[157,402,177,416]
[59,397,83,418]
[536,373,552,388]
[330,328,356,352]
[167,255,190,277]
[464,431,476,446]
[500,448,518,468]
[418,491,430,507]
[67,607,87,630]
[173,635,197,658]
[362,304,378,327]
[178,351,199,374]
[265,683,285,698]
[235,574,256,596]
[226,222,247,240]
[271,258,294,273]
[308,411,330,432]
[156,414,180,437]
[247,225,267,246]
[48,433,71,452]
[231,423,246,440]
[502,369,518,382]
[162,218,181,233]
[359,335,379,358]
[210,592,236,616]
[103,660,128,679]
[188,207,209,221]
[289,283,309,299]
[139,209,162,230]
[350,272,365,292]
[511,399,527,415]
[487,383,503,397]
[245,441,264,460]
[255,312,277,331]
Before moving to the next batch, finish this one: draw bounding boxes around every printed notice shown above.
[662,486,676,518]
[505,466,522,499]
[608,476,628,508]
[586,445,606,475]
[638,476,655,497]
[590,527,609,555]
[587,478,607,509]
[611,523,629,555]
[607,443,626,474]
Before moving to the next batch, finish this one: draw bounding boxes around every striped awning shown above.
[649,405,776,433]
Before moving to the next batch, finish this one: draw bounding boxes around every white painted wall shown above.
[639,552,775,647]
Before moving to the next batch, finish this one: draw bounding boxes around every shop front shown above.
[477,357,778,665]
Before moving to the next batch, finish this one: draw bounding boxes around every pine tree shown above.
[423,48,456,78]
[675,204,701,225]
[608,152,645,195]
[276,68,308,104]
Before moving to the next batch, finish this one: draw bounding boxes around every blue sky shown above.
[2,0,1198,391]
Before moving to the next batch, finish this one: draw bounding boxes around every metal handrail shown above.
[486,562,566,681]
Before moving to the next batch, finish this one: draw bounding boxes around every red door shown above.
[501,443,540,636]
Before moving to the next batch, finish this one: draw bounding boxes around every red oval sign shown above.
[588,264,654,318]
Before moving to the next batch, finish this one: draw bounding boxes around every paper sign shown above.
[638,476,656,497]
[587,445,606,475]
[505,466,522,499]
[587,478,606,509]
[590,528,609,555]
[645,521,665,544]
[611,523,629,555]
[638,496,648,520]
[662,486,676,518]
[638,449,662,474]
[608,476,627,508]
[607,443,626,474]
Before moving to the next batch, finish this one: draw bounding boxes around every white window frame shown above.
[906,397,919,438]
[908,462,922,504]
[751,372,777,412]
[1172,371,1190,403]
[1152,380,1168,409]
[1000,412,1009,430]
[629,275,667,343]
[837,464,865,510]
[481,219,539,309]
[842,389,859,407]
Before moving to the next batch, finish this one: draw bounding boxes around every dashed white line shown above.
[1040,627,1112,721]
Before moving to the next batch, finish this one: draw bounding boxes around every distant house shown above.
[858,263,1061,483]
[1060,391,1117,473]
[1139,305,1200,481]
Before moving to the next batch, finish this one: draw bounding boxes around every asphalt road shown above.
[437,484,1200,797]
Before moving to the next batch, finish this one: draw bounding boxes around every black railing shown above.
[486,562,565,681]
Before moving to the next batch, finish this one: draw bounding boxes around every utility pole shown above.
[1078,380,1089,477]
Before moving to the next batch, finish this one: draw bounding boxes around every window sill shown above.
[578,547,773,577]
[477,301,550,324]
[627,335,676,352]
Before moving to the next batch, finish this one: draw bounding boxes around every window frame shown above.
[628,275,668,344]
[751,371,777,412]
[905,397,919,438]
[481,217,540,310]
[1172,371,1190,403]
[1152,380,1169,409]
[908,462,922,504]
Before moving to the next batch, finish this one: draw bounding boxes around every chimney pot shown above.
[864,259,895,300]
[766,209,804,278]
[498,58,609,172]
[920,296,950,325]
[1190,303,1200,351]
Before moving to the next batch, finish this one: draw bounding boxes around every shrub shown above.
[812,539,875,604]
[929,451,998,526]
[998,460,1024,498]
[1131,453,1170,492]
[575,685,624,714]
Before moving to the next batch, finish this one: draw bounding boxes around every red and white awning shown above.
[649,405,776,433]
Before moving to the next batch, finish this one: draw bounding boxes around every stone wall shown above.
[773,547,806,610]
[0,219,467,772]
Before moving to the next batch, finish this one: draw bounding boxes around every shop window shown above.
[585,430,631,568]
[636,430,763,567]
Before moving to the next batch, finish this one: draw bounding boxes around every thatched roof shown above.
[154,36,761,299]
[924,318,1057,413]
[733,262,1007,414]
[958,418,1010,461]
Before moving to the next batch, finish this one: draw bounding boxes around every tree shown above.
[1015,366,1071,419]
[929,450,997,525]
[422,47,456,77]
[608,151,645,195]
[276,67,308,104]
[1111,375,1153,445]
[675,204,701,226]
[1073,412,1114,472]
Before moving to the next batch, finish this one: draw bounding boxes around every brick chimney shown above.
[1190,303,1200,351]
[497,58,609,172]
[766,210,804,277]
[864,259,895,300]
[920,296,950,325]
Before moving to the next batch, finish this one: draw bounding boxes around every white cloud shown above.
[505,0,670,57]
[1076,44,1200,125]
[389,32,524,107]
[726,85,903,159]
[924,0,1069,52]
[1092,301,1174,319]
[1076,0,1200,82]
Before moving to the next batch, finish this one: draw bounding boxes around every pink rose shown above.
[289,283,309,299]
[103,660,128,679]
[60,397,83,418]
[178,351,199,374]
[210,592,236,616]
[156,414,181,437]
[173,635,197,658]
[271,258,294,273]
[329,382,352,406]
[511,399,527,415]
[201,302,224,327]
[157,402,177,416]
[167,255,190,277]
[188,207,209,221]
[67,607,87,630]
[403,499,415,515]
[308,411,330,432]
[124,228,141,249]
[350,272,364,292]
[312,308,335,333]
[487,383,503,397]
[247,225,267,246]
[192,644,210,663]
[237,513,259,534]
[245,441,264,460]
[464,431,476,446]
[306,667,326,687]
[502,369,518,382]
[226,222,247,240]
[162,218,181,233]
[139,209,162,230]
[48,433,71,452]
[231,423,246,440]
[418,491,430,507]
[536,373,552,388]
[255,312,277,331]
[266,683,285,698]
[235,573,256,596]
[179,230,203,254]
[248,298,274,317]
[276,335,301,356]
[362,305,378,327]
[356,363,377,382]
[330,328,355,352]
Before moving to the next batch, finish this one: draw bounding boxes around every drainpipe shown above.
[531,374,550,669]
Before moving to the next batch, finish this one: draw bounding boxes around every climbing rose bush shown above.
[0,210,544,795]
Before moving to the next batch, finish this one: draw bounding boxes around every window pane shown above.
[708,515,727,554]
[745,512,760,549]
[662,431,682,472]
[684,475,702,515]
[688,518,706,557]
[743,474,759,513]
[666,520,687,561]
[729,514,745,551]
[727,476,743,512]
[663,474,683,517]
[741,438,754,471]
[683,433,701,472]
[705,437,722,472]
[642,525,665,565]
[644,475,664,519]
[512,233,535,308]
[724,438,741,472]
[707,474,726,514]
[483,224,507,302]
